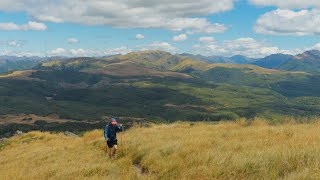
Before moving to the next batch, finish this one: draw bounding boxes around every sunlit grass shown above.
[171,59,307,75]
[0,70,35,79]
[1,120,320,179]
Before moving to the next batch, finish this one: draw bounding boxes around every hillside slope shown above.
[38,50,190,78]
[1,50,320,123]
[253,54,293,69]
[278,50,320,73]
[1,121,320,179]
[179,54,255,64]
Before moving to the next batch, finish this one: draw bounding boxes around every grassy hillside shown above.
[2,71,320,123]
[253,54,293,69]
[171,59,308,87]
[38,51,191,78]
[179,53,255,64]
[277,50,320,73]
[1,121,320,179]
[0,59,42,73]
[1,50,320,125]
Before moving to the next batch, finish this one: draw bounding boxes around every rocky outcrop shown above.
[64,131,79,137]
[14,130,23,136]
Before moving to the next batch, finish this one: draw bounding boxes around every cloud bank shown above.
[0,0,234,33]
[0,21,47,31]
[255,9,320,36]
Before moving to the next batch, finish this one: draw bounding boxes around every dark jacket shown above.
[104,123,122,141]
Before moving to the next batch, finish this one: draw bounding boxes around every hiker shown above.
[104,118,123,159]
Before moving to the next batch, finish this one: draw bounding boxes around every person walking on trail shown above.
[104,118,123,159]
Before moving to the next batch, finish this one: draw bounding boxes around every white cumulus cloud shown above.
[140,42,178,53]
[192,37,302,58]
[0,21,47,31]
[199,37,215,44]
[255,9,320,36]
[7,41,320,58]
[0,50,41,57]
[103,47,132,55]
[249,0,320,9]
[47,48,67,56]
[7,40,25,47]
[0,0,233,33]
[136,34,145,40]
[70,49,89,56]
[173,34,187,41]
[67,38,79,44]
[46,47,132,57]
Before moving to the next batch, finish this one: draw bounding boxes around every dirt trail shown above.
[133,163,143,176]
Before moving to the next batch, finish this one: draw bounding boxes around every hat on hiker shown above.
[111,118,117,125]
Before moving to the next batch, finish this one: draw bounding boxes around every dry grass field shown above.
[0,114,80,125]
[0,70,40,81]
[1,120,320,179]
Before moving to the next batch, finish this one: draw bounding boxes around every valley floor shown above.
[1,120,320,179]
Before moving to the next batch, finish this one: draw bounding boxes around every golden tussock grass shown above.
[1,120,320,179]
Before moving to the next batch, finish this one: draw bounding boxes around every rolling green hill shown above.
[38,51,191,78]
[1,50,320,134]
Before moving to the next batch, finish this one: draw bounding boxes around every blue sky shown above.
[0,0,319,57]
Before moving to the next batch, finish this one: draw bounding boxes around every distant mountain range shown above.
[0,56,67,73]
[252,54,294,69]
[1,50,320,74]
[181,50,320,73]
[179,53,257,64]
[277,50,320,73]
